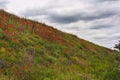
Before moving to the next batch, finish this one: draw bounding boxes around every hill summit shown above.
[0,9,116,80]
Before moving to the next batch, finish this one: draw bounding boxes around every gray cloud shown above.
[22,9,46,17]
[97,0,120,2]
[48,11,116,24]
[92,32,120,42]
[23,8,117,24]
[90,25,113,29]
[0,0,9,9]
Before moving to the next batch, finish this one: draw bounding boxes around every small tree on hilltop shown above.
[114,41,120,52]
[114,41,120,62]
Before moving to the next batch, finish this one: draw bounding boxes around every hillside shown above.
[0,10,117,80]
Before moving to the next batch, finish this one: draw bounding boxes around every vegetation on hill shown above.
[0,9,118,80]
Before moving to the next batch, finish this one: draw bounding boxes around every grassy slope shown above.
[0,10,116,80]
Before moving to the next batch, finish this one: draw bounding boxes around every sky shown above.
[0,0,120,48]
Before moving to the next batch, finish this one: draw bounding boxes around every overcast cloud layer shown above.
[0,0,120,48]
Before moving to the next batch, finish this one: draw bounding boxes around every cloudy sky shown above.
[0,0,120,48]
